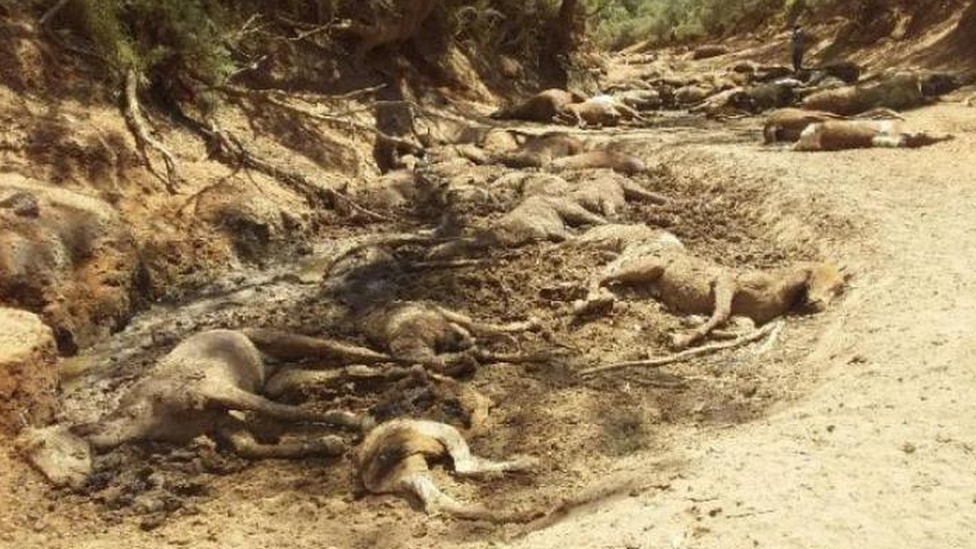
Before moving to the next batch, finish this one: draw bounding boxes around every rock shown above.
[139,514,166,531]
[0,308,58,433]
[16,425,92,489]
[0,174,141,353]
[0,191,40,218]
[692,45,729,60]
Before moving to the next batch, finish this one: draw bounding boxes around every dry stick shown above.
[124,69,180,194]
[580,321,783,377]
[226,13,264,42]
[39,0,70,26]
[224,55,270,81]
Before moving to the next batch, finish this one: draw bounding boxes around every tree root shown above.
[124,69,181,194]
[201,115,391,221]
[579,321,783,377]
[219,85,424,156]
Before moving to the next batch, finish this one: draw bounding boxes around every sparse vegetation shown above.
[584,0,927,50]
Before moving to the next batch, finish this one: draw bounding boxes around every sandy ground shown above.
[506,103,976,549]
[3,99,974,548]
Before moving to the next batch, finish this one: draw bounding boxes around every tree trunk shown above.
[555,0,580,53]
[337,0,441,55]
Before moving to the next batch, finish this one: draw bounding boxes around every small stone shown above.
[901,442,917,454]
[139,515,166,531]
[134,495,165,515]
[0,191,40,217]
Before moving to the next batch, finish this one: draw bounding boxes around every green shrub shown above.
[66,0,236,86]
[585,0,899,49]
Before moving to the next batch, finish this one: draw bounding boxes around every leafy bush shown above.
[445,0,562,60]
[584,0,908,49]
[65,0,237,85]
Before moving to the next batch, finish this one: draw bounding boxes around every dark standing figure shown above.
[791,24,806,73]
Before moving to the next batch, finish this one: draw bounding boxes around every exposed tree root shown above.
[200,115,391,220]
[124,69,181,194]
[219,85,424,156]
[580,321,783,377]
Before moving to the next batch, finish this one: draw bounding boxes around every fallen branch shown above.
[124,68,180,193]
[580,321,783,377]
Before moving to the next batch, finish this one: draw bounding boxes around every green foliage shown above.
[449,0,507,51]
[67,0,237,84]
[585,0,714,48]
[445,0,562,59]
[586,0,878,49]
[586,0,913,49]
[56,0,581,86]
